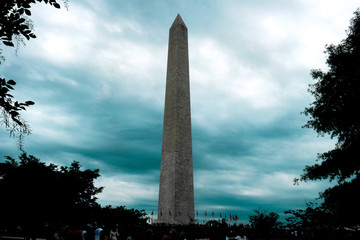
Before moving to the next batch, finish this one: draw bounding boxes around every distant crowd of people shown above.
[2,221,252,240]
[52,224,135,240]
[48,222,249,240]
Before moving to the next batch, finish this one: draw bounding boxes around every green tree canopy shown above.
[300,8,360,226]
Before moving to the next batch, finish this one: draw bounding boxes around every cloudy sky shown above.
[1,0,359,223]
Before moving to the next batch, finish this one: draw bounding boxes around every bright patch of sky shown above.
[1,0,358,223]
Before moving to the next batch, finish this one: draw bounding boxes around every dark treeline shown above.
[2,218,360,240]
[1,154,360,239]
[0,153,147,239]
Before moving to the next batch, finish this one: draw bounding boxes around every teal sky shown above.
[1,0,359,223]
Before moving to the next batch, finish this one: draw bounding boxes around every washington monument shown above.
[158,14,194,224]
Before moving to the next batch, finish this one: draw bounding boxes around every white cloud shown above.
[27,69,78,86]
[27,2,168,107]
[96,174,158,207]
[27,3,96,65]
[21,105,96,147]
[190,36,300,134]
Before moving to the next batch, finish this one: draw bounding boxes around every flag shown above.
[211,212,214,217]
[197,211,198,216]
[151,211,153,215]
[230,214,232,220]
[205,211,207,216]
[169,210,171,216]
[225,213,227,219]
[220,213,222,218]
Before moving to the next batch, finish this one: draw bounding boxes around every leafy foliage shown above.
[0,152,103,229]
[249,208,281,236]
[0,76,34,149]
[300,8,360,226]
[319,177,360,225]
[92,205,147,229]
[0,0,67,147]
[0,153,151,238]
[0,0,67,54]
[284,201,360,240]
[284,201,332,228]
[302,8,360,183]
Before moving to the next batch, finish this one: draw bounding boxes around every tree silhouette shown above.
[0,76,34,149]
[0,152,103,236]
[285,201,332,229]
[0,0,68,148]
[300,8,360,226]
[249,208,281,237]
[0,0,69,50]
[92,205,147,231]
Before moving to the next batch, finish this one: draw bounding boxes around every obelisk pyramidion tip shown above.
[171,14,187,29]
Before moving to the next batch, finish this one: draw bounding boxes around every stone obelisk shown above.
[158,14,194,225]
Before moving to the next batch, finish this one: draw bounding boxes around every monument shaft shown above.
[158,14,194,224]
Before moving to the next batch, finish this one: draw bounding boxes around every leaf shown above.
[10,111,19,117]
[7,80,16,85]
[25,9,31,16]
[18,18,26,24]
[1,87,9,94]
[3,41,14,47]
[25,101,35,105]
[20,24,28,30]
[29,33,36,39]
[6,85,14,90]
[13,118,23,126]
[53,3,61,9]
